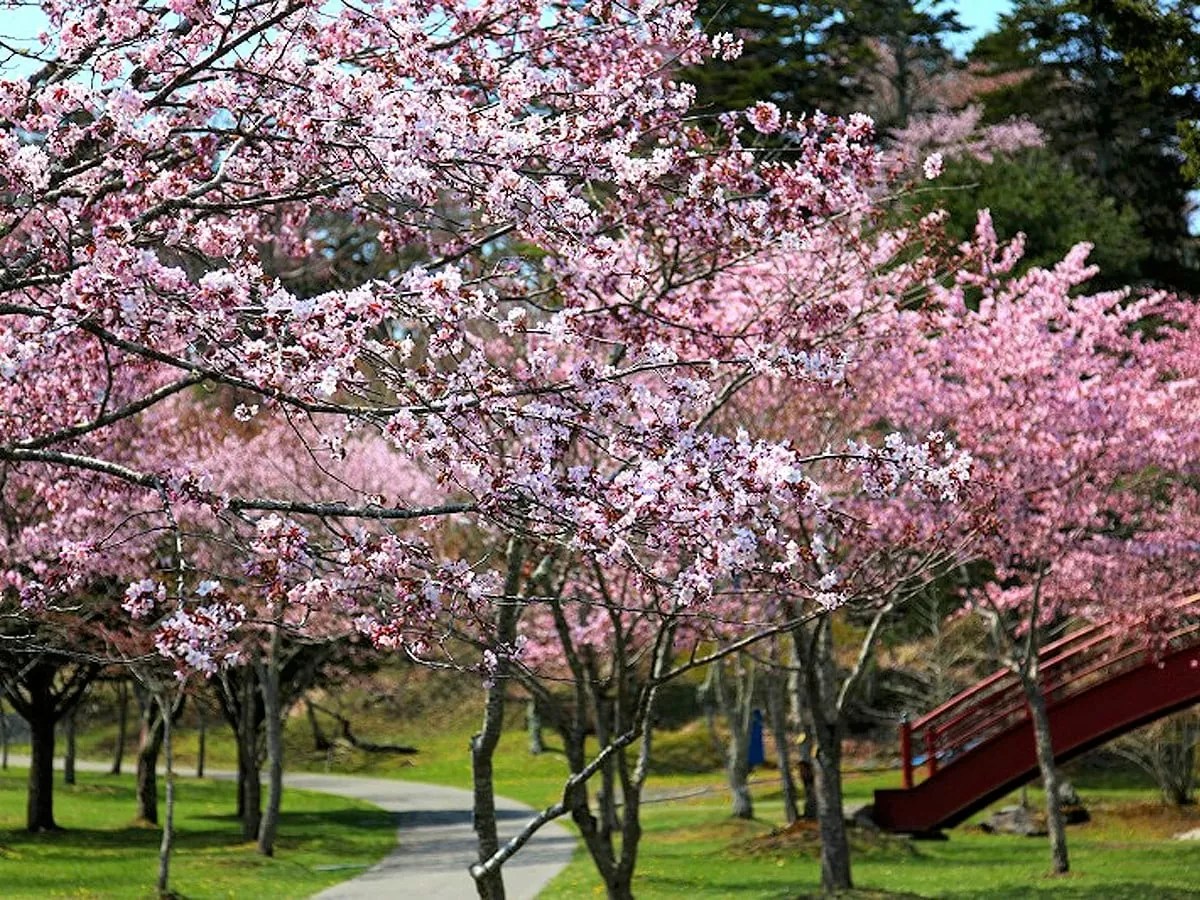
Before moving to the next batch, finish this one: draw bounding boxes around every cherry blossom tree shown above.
[868,211,1200,875]
[0,1,989,895]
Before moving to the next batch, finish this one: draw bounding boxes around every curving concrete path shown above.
[18,756,575,899]
[291,772,575,899]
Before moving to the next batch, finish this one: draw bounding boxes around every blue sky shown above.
[1,1,1015,61]
[949,0,1014,54]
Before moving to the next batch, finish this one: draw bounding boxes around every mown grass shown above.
[44,671,1200,898]
[539,765,1200,898]
[0,770,395,899]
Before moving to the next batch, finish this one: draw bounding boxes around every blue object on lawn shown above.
[748,708,765,768]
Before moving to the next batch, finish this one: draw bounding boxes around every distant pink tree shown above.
[866,212,1200,874]
[12,0,1179,895]
[890,104,1044,167]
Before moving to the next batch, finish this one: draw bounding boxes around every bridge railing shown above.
[898,595,1200,790]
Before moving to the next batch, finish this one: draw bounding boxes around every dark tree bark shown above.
[471,675,508,900]
[135,690,164,825]
[214,641,339,840]
[214,667,265,838]
[111,679,129,775]
[765,665,800,824]
[237,673,263,840]
[789,663,818,819]
[305,699,331,752]
[470,538,525,900]
[0,695,8,770]
[794,617,852,892]
[0,656,97,832]
[27,701,58,832]
[196,704,206,779]
[133,684,185,825]
[64,706,78,786]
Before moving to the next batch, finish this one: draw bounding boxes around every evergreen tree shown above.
[831,0,966,128]
[971,0,1200,289]
[687,1,963,125]
[688,1,865,118]
[1079,0,1200,186]
[926,150,1150,289]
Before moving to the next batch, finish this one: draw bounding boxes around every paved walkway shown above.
[292,772,574,899]
[17,756,575,899]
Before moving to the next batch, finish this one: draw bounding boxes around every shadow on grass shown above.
[642,874,804,897]
[935,886,1199,900]
[2,805,396,855]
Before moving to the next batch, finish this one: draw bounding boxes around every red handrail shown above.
[899,594,1200,788]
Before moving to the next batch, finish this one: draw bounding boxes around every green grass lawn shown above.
[537,766,1200,898]
[254,704,1200,899]
[0,770,395,899]
[53,679,1200,898]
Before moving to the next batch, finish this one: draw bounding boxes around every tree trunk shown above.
[111,680,128,776]
[766,669,800,824]
[788,660,817,819]
[1021,673,1070,875]
[64,707,77,786]
[26,701,58,831]
[1165,735,1196,805]
[11,660,96,831]
[305,699,331,752]
[196,706,206,779]
[811,710,852,891]
[526,699,543,756]
[793,618,852,892]
[237,673,263,840]
[1,696,9,770]
[712,659,754,820]
[469,536,524,900]
[257,635,284,857]
[471,677,507,900]
[136,709,164,825]
[586,685,620,843]
[156,692,176,898]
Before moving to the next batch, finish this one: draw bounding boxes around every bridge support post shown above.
[900,718,913,789]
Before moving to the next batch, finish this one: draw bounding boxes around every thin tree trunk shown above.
[794,618,852,892]
[799,749,817,819]
[584,677,619,843]
[471,676,508,900]
[788,658,817,819]
[1,695,9,770]
[257,633,284,857]
[1022,672,1070,874]
[136,709,164,825]
[196,705,206,779]
[64,707,77,786]
[111,680,128,775]
[26,702,58,831]
[470,537,524,900]
[526,699,543,756]
[305,699,330,752]
[238,673,263,840]
[811,710,851,890]
[156,692,176,897]
[713,659,754,820]
[766,668,800,824]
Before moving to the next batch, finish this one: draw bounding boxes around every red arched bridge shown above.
[873,599,1200,834]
